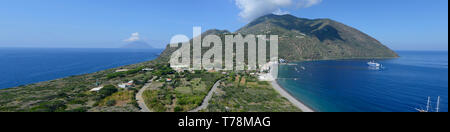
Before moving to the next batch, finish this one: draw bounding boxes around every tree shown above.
[98,85,118,98]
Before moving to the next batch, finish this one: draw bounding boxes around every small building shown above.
[118,80,134,88]
[171,65,190,72]
[115,69,129,72]
[90,86,104,92]
[142,68,154,71]
[166,78,173,82]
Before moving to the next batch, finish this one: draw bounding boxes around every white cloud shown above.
[273,9,290,15]
[297,0,322,8]
[124,32,141,42]
[235,0,322,20]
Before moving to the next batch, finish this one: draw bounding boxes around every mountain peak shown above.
[158,14,398,62]
[236,14,398,60]
[266,13,296,18]
[121,41,154,49]
[203,29,231,36]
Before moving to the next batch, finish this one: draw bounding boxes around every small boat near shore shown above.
[368,60,381,67]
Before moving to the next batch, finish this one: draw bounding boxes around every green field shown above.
[142,71,223,112]
[204,74,301,112]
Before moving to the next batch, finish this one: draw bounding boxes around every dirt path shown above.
[189,80,221,112]
[136,79,154,112]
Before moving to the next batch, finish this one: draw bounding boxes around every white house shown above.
[118,80,134,88]
[90,86,104,92]
[115,69,129,72]
[171,65,190,72]
[142,68,154,71]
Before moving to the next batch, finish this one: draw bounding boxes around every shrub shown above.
[174,106,183,112]
[106,100,116,106]
[257,81,270,86]
[126,66,144,75]
[30,100,67,112]
[67,107,88,112]
[68,99,85,105]
[98,85,118,98]
[130,101,139,108]
[107,72,126,79]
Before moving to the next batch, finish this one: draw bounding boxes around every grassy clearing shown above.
[97,90,136,107]
[142,71,223,112]
[204,73,301,112]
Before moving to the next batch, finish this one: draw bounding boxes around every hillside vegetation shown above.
[158,14,398,62]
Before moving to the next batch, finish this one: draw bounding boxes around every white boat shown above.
[416,96,441,112]
[367,61,381,67]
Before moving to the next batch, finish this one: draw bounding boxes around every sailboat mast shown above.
[426,96,431,112]
[436,96,440,112]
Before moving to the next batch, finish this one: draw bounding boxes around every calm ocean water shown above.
[0,48,162,89]
[278,51,448,112]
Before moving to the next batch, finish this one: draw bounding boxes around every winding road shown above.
[189,80,221,112]
[136,80,153,112]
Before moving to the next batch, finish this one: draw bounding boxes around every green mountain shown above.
[237,14,398,60]
[157,14,398,62]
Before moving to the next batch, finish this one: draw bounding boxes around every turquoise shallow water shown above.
[0,48,162,89]
[277,51,448,112]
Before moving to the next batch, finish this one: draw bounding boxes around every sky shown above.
[0,0,447,50]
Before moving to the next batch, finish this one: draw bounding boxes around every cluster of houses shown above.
[90,67,154,92]
[90,58,287,92]
[169,58,287,81]
[115,68,154,73]
[89,80,136,92]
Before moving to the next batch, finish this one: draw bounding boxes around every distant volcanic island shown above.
[121,41,154,49]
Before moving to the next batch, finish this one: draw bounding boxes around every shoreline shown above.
[260,62,315,112]
[268,62,315,112]
[0,49,163,90]
[271,80,315,112]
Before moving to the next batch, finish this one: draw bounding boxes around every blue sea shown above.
[0,48,162,89]
[278,51,448,112]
